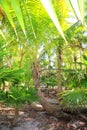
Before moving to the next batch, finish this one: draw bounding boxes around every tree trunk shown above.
[32,61,40,88]
[57,47,62,93]
[13,107,19,125]
[32,61,65,117]
[19,50,25,68]
[37,89,61,112]
[37,89,69,118]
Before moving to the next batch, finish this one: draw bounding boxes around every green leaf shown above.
[69,0,84,25]
[60,88,87,111]
[0,0,18,38]
[11,0,26,37]
[78,0,85,24]
[0,29,6,40]
[68,0,79,20]
[40,0,67,43]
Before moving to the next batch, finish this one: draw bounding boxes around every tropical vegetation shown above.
[0,0,87,122]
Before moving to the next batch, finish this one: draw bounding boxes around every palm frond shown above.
[60,88,87,111]
[69,0,85,25]
[11,0,26,37]
[0,29,6,40]
[40,0,67,43]
[78,0,85,24]
[0,0,18,38]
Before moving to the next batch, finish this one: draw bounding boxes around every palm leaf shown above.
[40,0,67,43]
[22,0,36,39]
[78,0,85,24]
[11,0,26,37]
[69,0,84,24]
[0,0,18,37]
[0,29,6,40]
[60,88,87,111]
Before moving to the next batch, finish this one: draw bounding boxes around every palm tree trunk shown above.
[32,61,40,88]
[38,89,60,111]
[32,61,62,115]
[19,50,25,68]
[57,47,62,93]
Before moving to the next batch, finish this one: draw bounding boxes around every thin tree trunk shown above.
[32,61,40,88]
[57,47,62,93]
[74,55,77,70]
[19,51,25,68]
[13,107,19,125]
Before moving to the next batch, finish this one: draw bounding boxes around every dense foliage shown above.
[0,0,87,111]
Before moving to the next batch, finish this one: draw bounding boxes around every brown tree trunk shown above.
[32,61,40,88]
[37,89,61,113]
[32,61,65,117]
[57,47,62,93]
[13,107,19,125]
[19,50,25,68]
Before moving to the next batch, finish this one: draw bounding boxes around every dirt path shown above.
[0,105,87,130]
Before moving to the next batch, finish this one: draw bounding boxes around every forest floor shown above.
[0,103,87,130]
[0,88,87,130]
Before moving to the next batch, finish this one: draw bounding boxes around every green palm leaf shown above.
[69,0,84,25]
[0,0,17,37]
[11,0,26,37]
[0,29,6,40]
[40,0,67,43]
[78,0,85,24]
[60,88,87,111]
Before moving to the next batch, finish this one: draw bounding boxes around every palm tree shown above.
[0,0,87,116]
